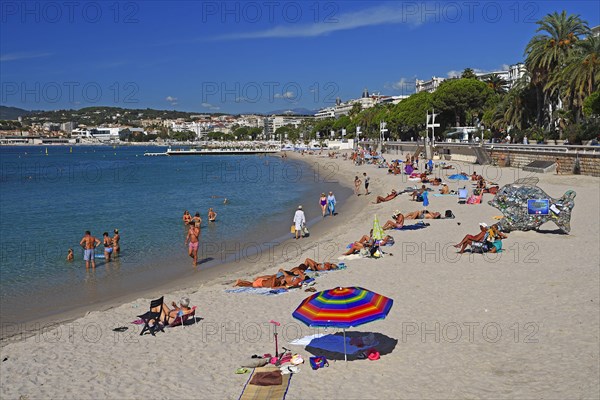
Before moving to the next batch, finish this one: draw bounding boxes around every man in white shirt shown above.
[293,205,306,239]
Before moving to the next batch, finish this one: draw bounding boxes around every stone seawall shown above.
[369,142,600,177]
[489,150,600,177]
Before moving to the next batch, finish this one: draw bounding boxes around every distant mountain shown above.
[0,106,31,120]
[262,107,317,116]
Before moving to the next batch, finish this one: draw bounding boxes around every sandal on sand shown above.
[305,287,317,292]
[235,368,249,374]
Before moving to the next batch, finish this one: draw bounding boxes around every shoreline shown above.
[1,152,598,399]
[0,151,357,341]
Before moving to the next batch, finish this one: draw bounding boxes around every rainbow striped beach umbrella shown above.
[292,287,393,361]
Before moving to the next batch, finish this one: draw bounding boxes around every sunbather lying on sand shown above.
[382,213,404,230]
[373,190,397,204]
[303,258,338,271]
[404,210,442,219]
[234,268,305,289]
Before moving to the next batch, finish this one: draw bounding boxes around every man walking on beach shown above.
[363,172,370,195]
[79,231,100,269]
[186,222,200,266]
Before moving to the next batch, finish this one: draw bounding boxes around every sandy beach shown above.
[1,150,598,399]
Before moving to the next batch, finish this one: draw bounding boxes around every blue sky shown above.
[1,1,598,114]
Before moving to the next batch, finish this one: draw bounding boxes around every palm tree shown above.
[485,74,509,94]
[560,35,600,117]
[461,68,477,79]
[524,11,590,128]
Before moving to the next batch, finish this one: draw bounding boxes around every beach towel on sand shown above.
[239,367,292,400]
[394,224,428,231]
[226,288,288,296]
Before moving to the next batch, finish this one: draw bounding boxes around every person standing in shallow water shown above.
[103,232,113,262]
[79,231,100,269]
[208,208,217,222]
[112,229,120,257]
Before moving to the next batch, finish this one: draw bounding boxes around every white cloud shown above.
[0,52,53,62]
[208,3,432,41]
[201,102,221,110]
[274,91,295,99]
[447,70,461,78]
[166,96,178,102]
[384,77,415,91]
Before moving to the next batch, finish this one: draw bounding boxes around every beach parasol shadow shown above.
[304,331,398,361]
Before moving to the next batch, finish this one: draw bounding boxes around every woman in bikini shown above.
[354,176,362,196]
[319,193,327,217]
[303,258,338,271]
[182,210,192,225]
[103,232,113,262]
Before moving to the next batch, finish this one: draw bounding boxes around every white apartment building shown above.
[415,77,446,93]
[476,63,526,89]
[264,115,310,138]
[416,63,527,93]
[315,107,336,119]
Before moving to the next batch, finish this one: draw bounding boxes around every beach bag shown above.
[444,210,455,219]
[290,225,296,233]
[416,194,423,202]
[309,356,329,370]
[302,225,309,237]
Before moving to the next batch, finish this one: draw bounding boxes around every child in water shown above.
[67,248,74,261]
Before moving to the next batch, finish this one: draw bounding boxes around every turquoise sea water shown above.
[0,146,347,324]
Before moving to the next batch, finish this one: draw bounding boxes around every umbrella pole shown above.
[343,329,347,363]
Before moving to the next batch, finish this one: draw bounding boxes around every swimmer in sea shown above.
[182,210,192,225]
[208,208,217,222]
[223,198,229,204]
[67,248,74,262]
[192,212,202,227]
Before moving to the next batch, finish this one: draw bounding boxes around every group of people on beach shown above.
[454,222,508,254]
[354,172,370,196]
[74,229,120,268]
[319,192,337,217]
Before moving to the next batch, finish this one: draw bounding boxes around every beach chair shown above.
[458,188,468,204]
[168,306,198,329]
[138,296,166,336]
